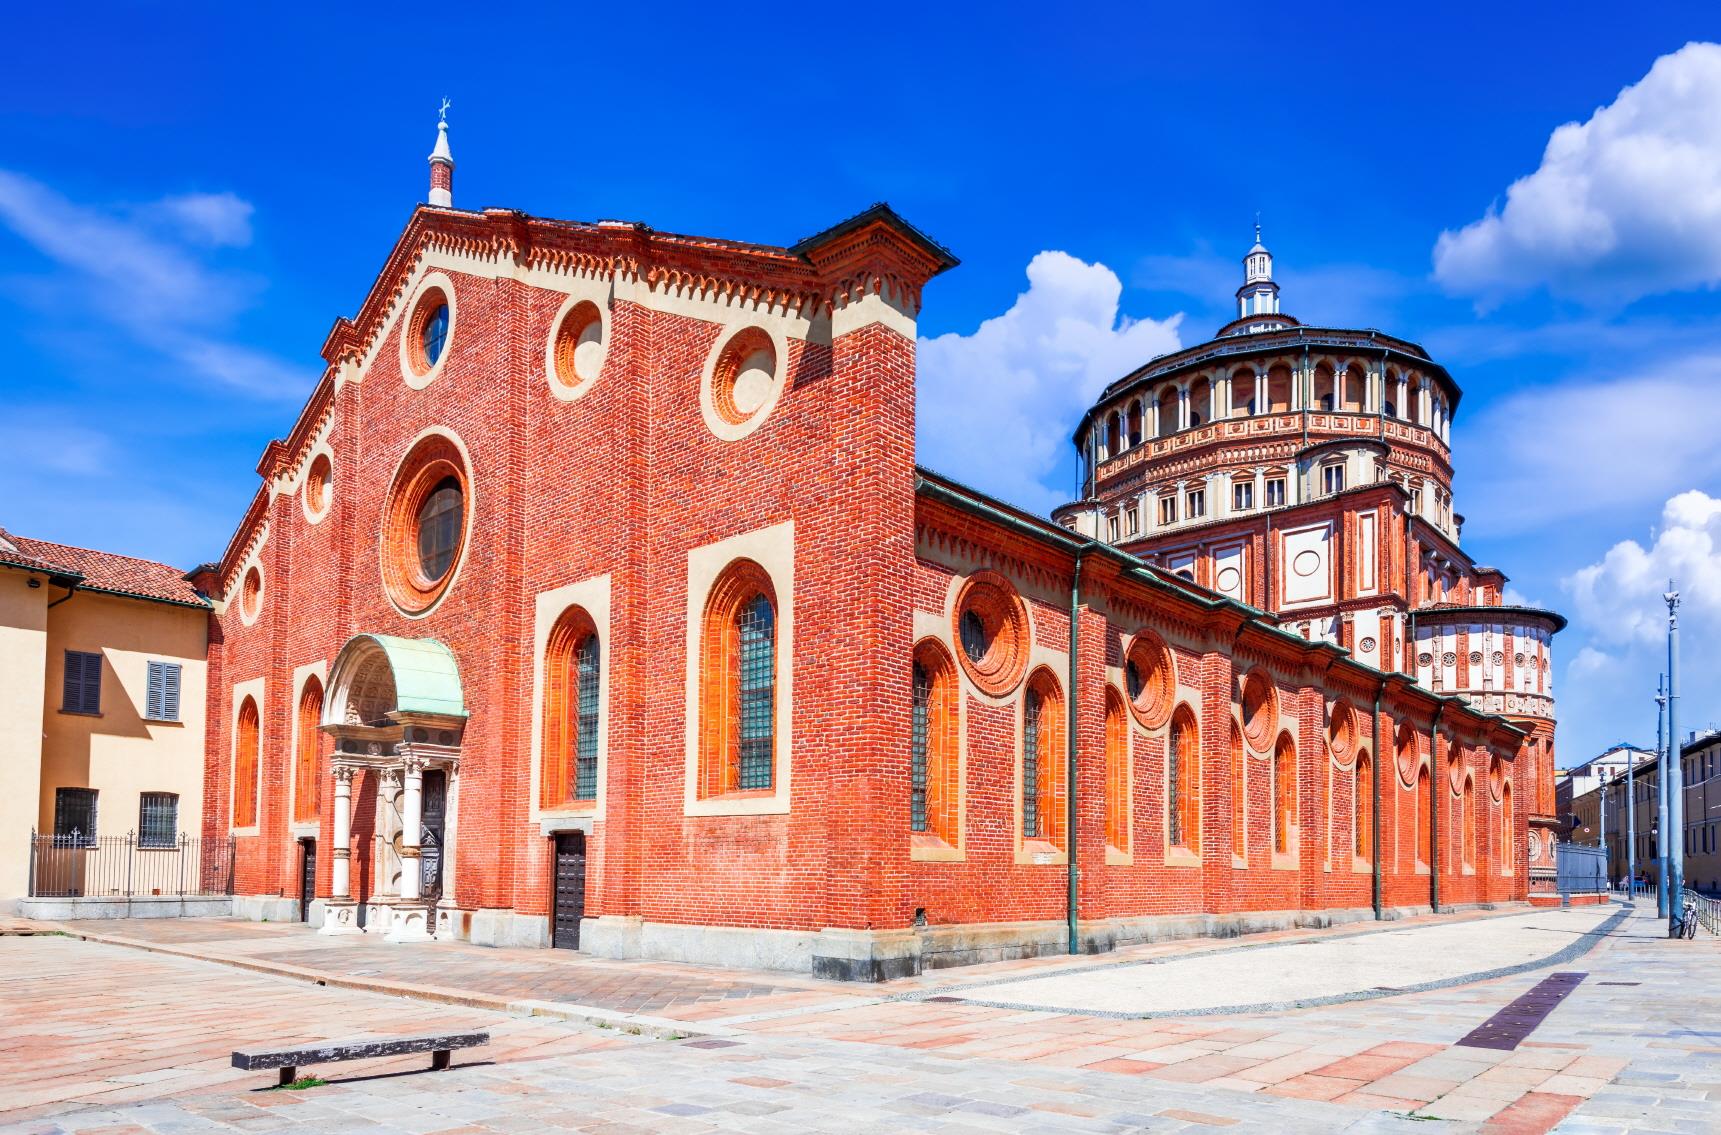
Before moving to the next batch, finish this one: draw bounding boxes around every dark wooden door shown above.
[421,770,447,901]
[551,833,585,949]
[299,840,316,922]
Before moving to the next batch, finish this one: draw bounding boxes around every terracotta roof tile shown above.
[0,528,208,608]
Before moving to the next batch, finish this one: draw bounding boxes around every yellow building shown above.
[0,528,212,914]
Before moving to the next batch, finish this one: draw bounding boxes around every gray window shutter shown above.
[63,651,101,714]
[83,652,102,715]
[147,662,164,720]
[163,663,181,721]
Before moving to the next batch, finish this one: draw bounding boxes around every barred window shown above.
[574,635,600,800]
[698,559,780,799]
[54,788,97,844]
[736,595,775,791]
[541,607,601,810]
[1024,687,1043,839]
[912,661,931,832]
[1168,717,1182,847]
[139,792,178,848]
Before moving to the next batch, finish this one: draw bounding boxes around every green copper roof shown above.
[359,633,467,719]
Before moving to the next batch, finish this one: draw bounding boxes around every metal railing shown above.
[1686,890,1721,936]
[27,830,236,899]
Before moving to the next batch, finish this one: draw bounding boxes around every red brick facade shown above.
[198,203,1530,977]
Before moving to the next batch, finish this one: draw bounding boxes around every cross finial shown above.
[439,97,451,123]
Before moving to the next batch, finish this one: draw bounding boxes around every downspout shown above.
[1372,680,1385,918]
[47,578,79,608]
[1067,545,1087,956]
[1430,702,1446,913]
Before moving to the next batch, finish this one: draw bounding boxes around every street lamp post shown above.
[1666,584,1684,938]
[1657,674,1669,918]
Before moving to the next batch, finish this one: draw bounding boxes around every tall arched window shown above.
[542,607,601,808]
[1022,668,1065,847]
[293,677,323,824]
[1273,732,1296,855]
[234,695,260,830]
[1463,774,1477,869]
[1104,688,1129,852]
[912,641,958,843]
[1354,753,1372,861]
[1416,765,1432,868]
[699,560,778,798]
[1168,707,1200,851]
[1500,783,1514,873]
[1231,720,1245,857]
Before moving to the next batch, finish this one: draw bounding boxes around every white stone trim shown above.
[544,286,611,402]
[830,286,917,342]
[683,520,795,817]
[229,676,265,836]
[529,574,613,823]
[398,271,459,390]
[699,322,791,442]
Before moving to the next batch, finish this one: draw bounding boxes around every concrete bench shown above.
[232,1031,490,1086]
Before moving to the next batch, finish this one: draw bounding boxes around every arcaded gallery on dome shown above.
[198,120,1558,980]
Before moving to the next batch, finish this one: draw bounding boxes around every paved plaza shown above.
[2,904,1716,1133]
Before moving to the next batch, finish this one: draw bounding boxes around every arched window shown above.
[1168,707,1200,851]
[1500,782,1514,874]
[1157,387,1178,436]
[542,607,601,808]
[1231,720,1245,857]
[1104,687,1129,852]
[1354,753,1372,861]
[1267,364,1293,413]
[1273,732,1296,855]
[912,641,958,843]
[1463,774,1477,869]
[293,677,323,825]
[1416,765,1432,868]
[1342,365,1365,412]
[1022,669,1065,846]
[699,561,778,798]
[234,695,260,830]
[1127,401,1143,448]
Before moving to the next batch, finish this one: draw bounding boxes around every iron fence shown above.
[27,831,235,899]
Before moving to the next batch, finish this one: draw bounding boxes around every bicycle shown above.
[1673,893,1700,939]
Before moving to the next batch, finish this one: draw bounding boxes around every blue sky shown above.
[4,3,1721,767]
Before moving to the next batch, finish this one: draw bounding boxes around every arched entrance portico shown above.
[318,634,467,941]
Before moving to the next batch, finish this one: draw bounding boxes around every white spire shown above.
[1229,219,1285,332]
[428,98,454,208]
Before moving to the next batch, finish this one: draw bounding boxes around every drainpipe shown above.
[1430,702,1446,913]
[1372,680,1385,919]
[1067,545,1087,956]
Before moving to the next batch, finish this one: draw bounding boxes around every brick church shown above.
[196,115,1556,979]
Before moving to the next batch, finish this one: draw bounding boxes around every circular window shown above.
[240,566,263,623]
[1469,651,1483,667]
[950,571,1028,697]
[549,299,605,398]
[1488,755,1505,801]
[1329,698,1357,761]
[404,283,454,382]
[702,327,785,439]
[1124,630,1175,730]
[303,452,333,521]
[1395,723,1419,787]
[1442,652,1457,668]
[1240,669,1277,751]
[382,432,471,616]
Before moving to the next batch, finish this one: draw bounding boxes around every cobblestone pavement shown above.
[4,904,1716,1133]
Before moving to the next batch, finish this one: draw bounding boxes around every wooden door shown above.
[551,832,585,949]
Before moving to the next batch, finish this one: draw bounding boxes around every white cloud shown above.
[1568,645,1616,679]
[917,251,1183,512]
[1455,354,1721,537]
[1566,490,1721,646]
[0,170,301,398]
[1435,42,1721,305]
[154,192,254,247]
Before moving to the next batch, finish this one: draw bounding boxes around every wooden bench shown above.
[231,1031,490,1086]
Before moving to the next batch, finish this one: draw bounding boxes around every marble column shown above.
[318,764,360,935]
